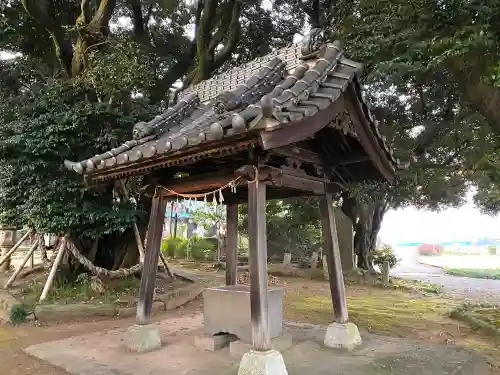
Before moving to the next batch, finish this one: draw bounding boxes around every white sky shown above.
[379,191,500,245]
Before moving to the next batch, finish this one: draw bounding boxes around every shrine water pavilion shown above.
[65,29,399,375]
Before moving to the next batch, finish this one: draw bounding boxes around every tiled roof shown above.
[64,30,399,178]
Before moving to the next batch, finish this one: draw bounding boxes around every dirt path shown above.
[392,262,500,304]
[0,299,203,375]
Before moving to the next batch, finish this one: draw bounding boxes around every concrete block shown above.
[323,322,361,350]
[194,333,237,352]
[203,285,284,343]
[152,301,165,314]
[123,324,162,353]
[237,349,288,375]
[117,306,136,318]
[230,335,292,359]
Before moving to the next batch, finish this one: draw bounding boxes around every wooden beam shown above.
[159,170,240,197]
[39,238,67,302]
[271,145,323,165]
[345,84,395,182]
[319,194,349,323]
[0,230,32,267]
[225,204,238,286]
[263,165,328,195]
[4,239,38,288]
[136,191,166,325]
[248,171,271,351]
[333,154,370,166]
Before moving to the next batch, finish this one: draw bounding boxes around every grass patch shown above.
[19,276,141,306]
[444,268,500,280]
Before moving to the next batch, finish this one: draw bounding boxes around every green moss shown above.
[285,289,450,337]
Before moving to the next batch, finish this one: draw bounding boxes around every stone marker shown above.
[0,228,16,272]
[382,261,390,285]
[123,324,162,353]
[334,208,355,271]
[324,322,362,351]
[322,255,329,280]
[310,251,319,268]
[282,253,291,266]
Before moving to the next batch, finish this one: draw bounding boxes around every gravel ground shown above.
[392,262,500,304]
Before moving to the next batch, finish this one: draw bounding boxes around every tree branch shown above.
[150,53,195,104]
[21,0,74,76]
[207,1,235,53]
[213,0,241,71]
[88,0,116,35]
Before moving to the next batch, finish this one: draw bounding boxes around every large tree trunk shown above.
[341,192,388,272]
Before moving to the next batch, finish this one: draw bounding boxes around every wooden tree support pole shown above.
[119,180,146,263]
[225,203,238,285]
[319,194,349,323]
[248,175,271,351]
[132,222,146,263]
[0,229,33,267]
[136,191,166,325]
[39,238,67,302]
[159,251,175,279]
[4,239,39,289]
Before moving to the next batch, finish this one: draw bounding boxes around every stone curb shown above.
[1,269,204,323]
[35,303,117,322]
[417,260,445,270]
[36,281,204,322]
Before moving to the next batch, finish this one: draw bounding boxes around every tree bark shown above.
[341,193,388,272]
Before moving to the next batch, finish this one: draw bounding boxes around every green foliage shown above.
[161,236,216,260]
[488,246,497,255]
[187,236,217,261]
[0,77,156,236]
[161,237,187,258]
[444,268,500,280]
[9,303,29,325]
[372,244,399,269]
[239,198,322,261]
[190,206,224,232]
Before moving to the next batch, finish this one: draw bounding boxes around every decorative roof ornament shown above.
[301,28,326,57]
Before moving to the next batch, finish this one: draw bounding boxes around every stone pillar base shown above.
[237,349,288,375]
[123,324,162,353]
[324,322,361,350]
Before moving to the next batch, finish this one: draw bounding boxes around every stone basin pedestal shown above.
[203,285,284,344]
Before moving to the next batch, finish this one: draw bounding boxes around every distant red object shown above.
[417,243,444,255]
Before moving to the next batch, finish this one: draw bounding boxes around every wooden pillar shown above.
[319,194,349,323]
[136,191,166,325]
[248,177,271,351]
[226,204,238,285]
